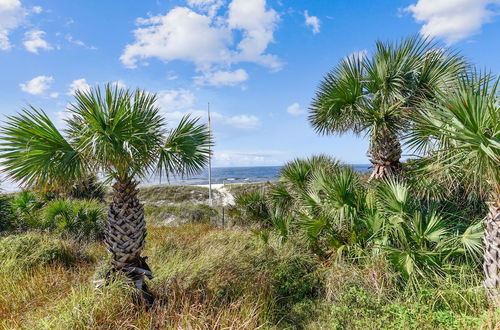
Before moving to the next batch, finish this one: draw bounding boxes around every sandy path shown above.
[196,184,235,207]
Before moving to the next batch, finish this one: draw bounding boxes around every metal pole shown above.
[208,102,213,207]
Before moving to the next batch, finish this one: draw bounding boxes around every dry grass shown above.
[1,223,498,329]
[0,224,313,329]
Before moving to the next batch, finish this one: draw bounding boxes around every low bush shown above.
[68,175,106,202]
[41,199,106,240]
[232,156,484,292]
[0,195,14,231]
[9,190,44,229]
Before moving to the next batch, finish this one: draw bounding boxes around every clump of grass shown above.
[0,232,90,271]
[309,284,494,329]
[0,265,94,327]
[33,280,136,329]
[146,224,324,326]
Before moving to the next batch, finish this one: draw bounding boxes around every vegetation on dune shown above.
[138,184,210,204]
[233,156,484,291]
[407,72,500,305]
[1,224,498,329]
[144,202,217,225]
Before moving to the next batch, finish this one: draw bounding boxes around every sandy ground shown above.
[195,184,235,207]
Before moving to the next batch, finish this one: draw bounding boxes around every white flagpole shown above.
[208,102,212,207]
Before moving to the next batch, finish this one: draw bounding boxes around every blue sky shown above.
[0,0,499,167]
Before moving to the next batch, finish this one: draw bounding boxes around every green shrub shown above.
[0,232,88,271]
[10,191,44,229]
[68,175,106,202]
[233,189,271,226]
[273,256,322,305]
[309,285,486,329]
[41,199,105,240]
[0,195,14,231]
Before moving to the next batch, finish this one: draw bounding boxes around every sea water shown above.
[0,165,371,192]
[141,164,371,186]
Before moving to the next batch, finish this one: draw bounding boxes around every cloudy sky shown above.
[1,0,499,166]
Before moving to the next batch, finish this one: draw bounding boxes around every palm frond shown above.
[157,115,211,178]
[66,84,164,179]
[0,107,86,190]
[406,72,500,195]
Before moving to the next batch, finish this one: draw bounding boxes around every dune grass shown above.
[138,185,211,204]
[1,222,499,329]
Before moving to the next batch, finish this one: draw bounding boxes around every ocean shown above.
[141,164,371,186]
[1,165,371,192]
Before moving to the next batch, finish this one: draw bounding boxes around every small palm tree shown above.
[0,84,211,302]
[309,36,467,180]
[407,73,499,304]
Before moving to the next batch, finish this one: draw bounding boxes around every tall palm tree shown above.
[407,74,499,304]
[0,84,211,303]
[309,35,467,180]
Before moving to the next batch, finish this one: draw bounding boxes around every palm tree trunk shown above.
[105,179,153,305]
[483,199,500,306]
[368,130,402,181]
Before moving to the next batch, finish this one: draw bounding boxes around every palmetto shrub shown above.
[68,175,106,202]
[41,199,106,240]
[9,190,44,229]
[233,156,482,286]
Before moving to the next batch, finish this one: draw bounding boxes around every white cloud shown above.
[220,114,260,129]
[31,5,41,14]
[406,0,500,44]
[227,0,281,69]
[66,34,97,50]
[121,0,281,86]
[157,88,260,130]
[157,89,195,110]
[19,75,54,95]
[23,30,52,53]
[121,7,232,69]
[162,109,260,130]
[49,92,59,98]
[187,0,224,17]
[194,68,248,86]
[68,78,91,95]
[286,102,306,116]
[0,0,27,50]
[111,80,127,89]
[304,10,320,34]
[166,72,179,80]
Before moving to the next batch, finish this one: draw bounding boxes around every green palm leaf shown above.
[157,115,212,178]
[0,107,86,190]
